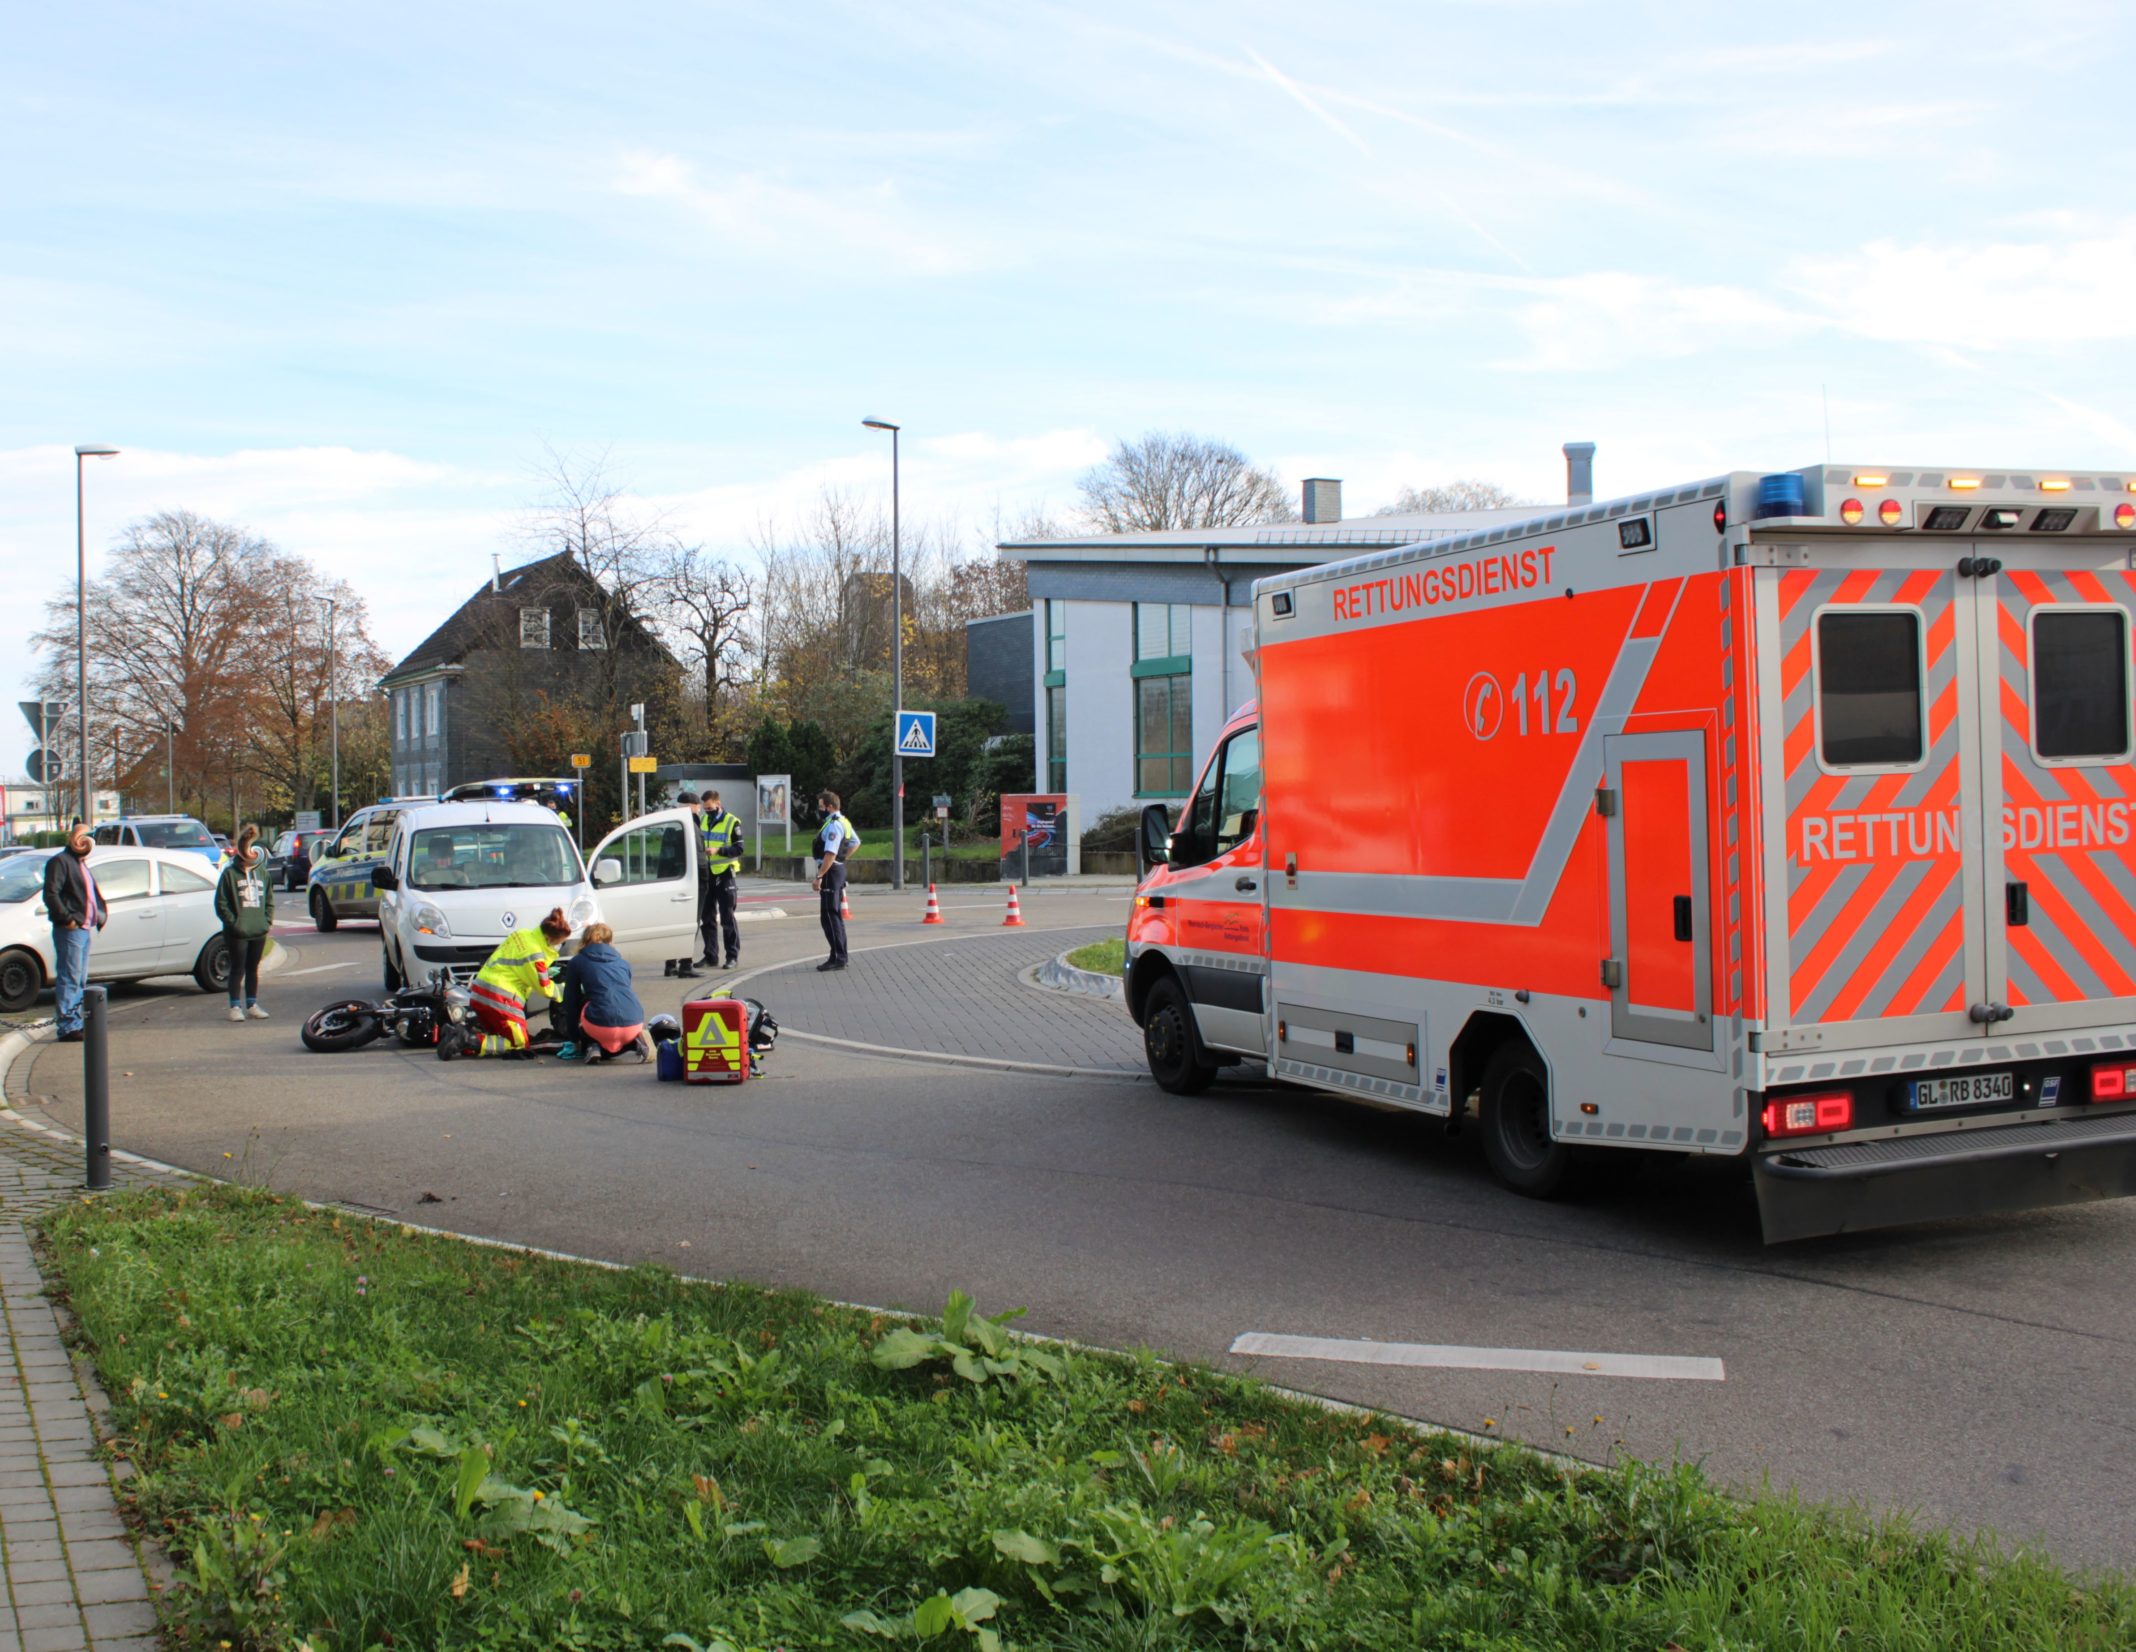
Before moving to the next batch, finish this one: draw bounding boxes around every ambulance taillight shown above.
[2089,1062,2136,1101]
[1761,1092,1853,1138]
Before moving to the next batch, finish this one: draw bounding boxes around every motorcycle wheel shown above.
[301,1000,384,1053]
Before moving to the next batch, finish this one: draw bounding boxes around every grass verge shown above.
[848,826,999,862]
[41,1184,2133,1652]
[1065,937,1126,976]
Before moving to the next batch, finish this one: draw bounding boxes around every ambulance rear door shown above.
[1762,524,2136,1049]
[1978,547,2136,1032]
[1764,550,1991,1048]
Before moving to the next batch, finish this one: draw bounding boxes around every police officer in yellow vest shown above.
[695,787,746,970]
[811,788,859,971]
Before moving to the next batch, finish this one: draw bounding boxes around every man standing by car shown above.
[697,787,746,970]
[42,820,105,1043]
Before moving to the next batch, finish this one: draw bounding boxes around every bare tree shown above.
[1075,432,1297,533]
[1375,480,1531,515]
[650,543,755,744]
[32,510,388,824]
[517,445,674,705]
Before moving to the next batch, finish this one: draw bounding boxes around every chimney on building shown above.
[491,552,503,593]
[1563,442,1596,506]
[1302,478,1342,524]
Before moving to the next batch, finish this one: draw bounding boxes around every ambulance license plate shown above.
[1907,1071,2015,1111]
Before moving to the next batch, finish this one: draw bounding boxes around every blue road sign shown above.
[895,710,936,757]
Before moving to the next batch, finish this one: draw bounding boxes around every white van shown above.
[375,802,707,989]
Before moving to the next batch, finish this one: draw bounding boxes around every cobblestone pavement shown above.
[747,926,1147,1073]
[0,1065,181,1651]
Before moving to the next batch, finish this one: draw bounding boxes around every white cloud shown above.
[1788,222,2136,349]
[614,149,1001,278]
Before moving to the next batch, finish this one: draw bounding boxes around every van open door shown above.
[587,809,699,945]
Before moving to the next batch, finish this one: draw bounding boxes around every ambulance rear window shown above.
[1817,611,1923,768]
[2032,609,2130,760]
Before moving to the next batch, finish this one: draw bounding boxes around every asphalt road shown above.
[9,883,2135,1576]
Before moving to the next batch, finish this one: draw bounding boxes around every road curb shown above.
[1032,947,1124,1000]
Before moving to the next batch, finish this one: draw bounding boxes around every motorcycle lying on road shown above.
[301,970,566,1054]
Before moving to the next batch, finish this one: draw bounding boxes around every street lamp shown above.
[165,717,175,814]
[74,444,120,828]
[321,596,341,828]
[862,417,904,891]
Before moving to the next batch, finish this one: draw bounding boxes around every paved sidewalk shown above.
[0,1090,176,1651]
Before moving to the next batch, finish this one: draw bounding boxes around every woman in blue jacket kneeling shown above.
[556,923,652,1063]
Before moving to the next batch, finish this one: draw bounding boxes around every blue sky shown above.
[5,0,2134,774]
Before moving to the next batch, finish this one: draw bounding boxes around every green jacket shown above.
[215,857,275,938]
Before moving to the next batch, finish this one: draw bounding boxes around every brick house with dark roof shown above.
[378,551,678,797]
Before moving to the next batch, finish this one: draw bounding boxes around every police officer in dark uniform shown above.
[811,788,858,971]
[697,787,746,969]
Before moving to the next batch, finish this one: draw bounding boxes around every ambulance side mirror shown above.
[1139,803,1172,868]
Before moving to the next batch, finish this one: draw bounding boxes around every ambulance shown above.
[1124,464,2136,1241]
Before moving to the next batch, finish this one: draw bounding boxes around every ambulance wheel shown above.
[310,889,338,932]
[1479,1043,1590,1199]
[1143,977,1216,1095]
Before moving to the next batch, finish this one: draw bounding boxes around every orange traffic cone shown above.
[841,883,853,922]
[1002,884,1024,927]
[921,883,944,924]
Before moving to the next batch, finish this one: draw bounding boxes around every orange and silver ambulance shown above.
[1125,464,2136,1240]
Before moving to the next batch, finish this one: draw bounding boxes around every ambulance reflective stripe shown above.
[1995,568,2136,1007]
[1780,568,1969,1023]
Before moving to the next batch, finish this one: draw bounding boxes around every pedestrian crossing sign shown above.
[895,710,936,757]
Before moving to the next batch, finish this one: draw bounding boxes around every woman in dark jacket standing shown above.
[555,923,650,1062]
[213,824,274,1022]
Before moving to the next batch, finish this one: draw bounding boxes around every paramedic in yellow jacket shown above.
[438,907,573,1060]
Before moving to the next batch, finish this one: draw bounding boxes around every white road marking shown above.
[1229,1332,1725,1383]
[281,961,365,976]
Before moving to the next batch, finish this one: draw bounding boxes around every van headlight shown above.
[568,895,598,931]
[413,903,452,938]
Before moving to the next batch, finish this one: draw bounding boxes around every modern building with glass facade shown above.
[996,454,1596,823]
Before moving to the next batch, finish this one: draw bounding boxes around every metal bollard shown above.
[81,984,112,1191]
[1021,832,1030,885]
[921,833,932,889]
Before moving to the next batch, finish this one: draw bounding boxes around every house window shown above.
[1135,675,1193,796]
[578,607,606,650]
[1046,682,1067,793]
[427,682,444,750]
[1132,603,1193,796]
[1134,601,1191,664]
[1045,599,1066,674]
[409,687,423,741]
[394,689,406,742]
[520,608,551,649]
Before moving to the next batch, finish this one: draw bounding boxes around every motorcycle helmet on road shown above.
[648,1013,682,1043]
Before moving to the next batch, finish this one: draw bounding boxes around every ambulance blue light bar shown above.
[1754,473,1807,520]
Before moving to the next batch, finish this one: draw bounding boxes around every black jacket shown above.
[42,851,106,930]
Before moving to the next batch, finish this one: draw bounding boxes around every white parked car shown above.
[0,847,235,1012]
[374,801,708,991]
